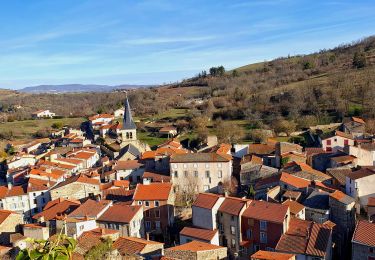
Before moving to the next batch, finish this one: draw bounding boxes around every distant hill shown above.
[19,84,152,93]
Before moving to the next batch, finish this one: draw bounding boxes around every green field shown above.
[137,131,168,148]
[147,108,189,121]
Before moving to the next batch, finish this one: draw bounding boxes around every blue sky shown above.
[1,0,375,89]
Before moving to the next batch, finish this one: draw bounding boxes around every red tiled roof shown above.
[251,250,295,260]
[330,155,356,163]
[158,139,181,149]
[113,160,144,170]
[335,130,354,140]
[280,172,310,189]
[0,210,17,225]
[141,147,187,160]
[133,183,172,201]
[192,193,222,209]
[249,143,275,155]
[142,171,171,183]
[89,114,114,121]
[276,218,332,257]
[180,227,218,241]
[352,117,365,124]
[33,199,81,221]
[304,147,325,156]
[352,220,375,247]
[282,199,304,215]
[68,199,111,218]
[347,167,375,180]
[218,197,251,216]
[255,174,281,189]
[113,236,163,255]
[23,223,46,229]
[97,205,142,223]
[166,240,224,252]
[243,200,288,224]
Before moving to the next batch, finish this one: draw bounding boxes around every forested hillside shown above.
[1,36,375,129]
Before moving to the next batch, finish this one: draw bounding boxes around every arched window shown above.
[129,132,133,139]
[126,132,129,139]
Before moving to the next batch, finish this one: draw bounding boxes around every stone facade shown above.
[170,159,232,193]
[50,182,101,201]
[352,242,375,260]
[0,211,22,244]
[165,247,227,260]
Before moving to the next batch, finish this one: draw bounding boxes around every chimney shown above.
[7,182,12,189]
[101,228,106,235]
[146,232,150,241]
[224,191,229,197]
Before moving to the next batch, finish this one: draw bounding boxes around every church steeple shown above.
[123,95,136,130]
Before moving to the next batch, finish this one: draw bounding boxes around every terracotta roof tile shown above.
[329,190,355,204]
[351,117,365,124]
[249,143,275,155]
[347,167,375,180]
[218,197,251,216]
[280,172,310,189]
[276,218,332,257]
[142,171,171,182]
[166,240,224,252]
[0,210,17,225]
[192,193,222,209]
[113,236,163,255]
[282,199,305,215]
[97,205,142,223]
[352,220,375,247]
[251,250,295,260]
[180,227,218,241]
[133,183,172,201]
[243,200,289,223]
[113,160,144,170]
[33,199,81,221]
[68,199,111,218]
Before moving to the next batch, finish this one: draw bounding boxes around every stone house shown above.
[97,204,144,238]
[23,223,49,240]
[49,174,101,201]
[349,143,375,166]
[159,126,178,137]
[342,117,366,138]
[192,193,225,230]
[282,199,305,219]
[132,182,174,240]
[0,210,22,244]
[321,130,355,152]
[57,216,97,239]
[113,236,164,259]
[32,109,55,119]
[345,167,375,211]
[352,220,375,260]
[179,227,219,245]
[368,197,375,221]
[170,153,232,193]
[303,190,330,224]
[241,200,290,255]
[164,240,227,260]
[217,196,251,258]
[276,218,333,260]
[329,190,356,259]
[112,160,145,184]
[0,178,52,222]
